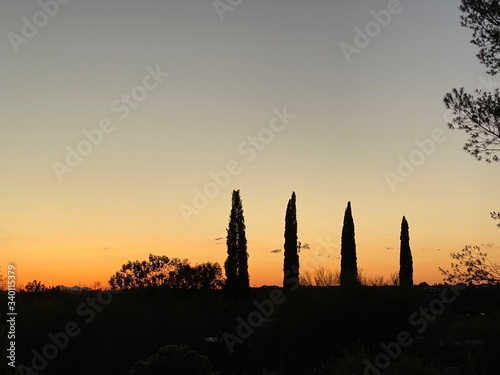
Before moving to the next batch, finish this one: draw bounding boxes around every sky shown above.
[0,0,499,288]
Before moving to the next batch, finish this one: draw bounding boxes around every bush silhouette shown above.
[128,344,219,375]
[109,254,224,290]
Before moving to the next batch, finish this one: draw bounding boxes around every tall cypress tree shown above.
[340,201,358,286]
[224,190,249,298]
[283,192,299,290]
[399,216,413,287]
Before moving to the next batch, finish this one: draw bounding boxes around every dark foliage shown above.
[439,245,500,284]
[399,216,413,287]
[443,87,500,162]
[24,279,48,293]
[128,344,220,375]
[108,254,224,290]
[340,201,358,286]
[491,210,500,227]
[6,286,500,374]
[442,0,500,162]
[224,190,249,298]
[460,0,500,75]
[283,192,299,290]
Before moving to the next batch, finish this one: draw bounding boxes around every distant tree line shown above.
[24,279,48,293]
[8,193,418,294]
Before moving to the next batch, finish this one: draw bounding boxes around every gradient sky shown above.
[1,0,499,288]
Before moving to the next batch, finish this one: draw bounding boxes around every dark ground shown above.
[1,284,499,375]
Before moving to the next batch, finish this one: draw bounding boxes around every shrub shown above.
[128,344,220,375]
[305,345,441,375]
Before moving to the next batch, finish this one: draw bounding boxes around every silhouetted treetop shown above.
[224,190,249,298]
[460,0,500,75]
[444,87,500,162]
[24,280,47,293]
[108,254,224,290]
[283,191,299,290]
[340,201,358,287]
[439,245,500,285]
[399,216,413,288]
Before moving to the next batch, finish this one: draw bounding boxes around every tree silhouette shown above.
[443,88,500,162]
[439,245,500,285]
[399,216,413,287]
[0,270,6,291]
[340,201,358,286]
[24,280,47,293]
[167,261,224,290]
[444,0,500,228]
[442,0,500,162]
[108,254,224,290]
[224,190,249,298]
[283,192,299,290]
[491,211,500,228]
[460,0,500,75]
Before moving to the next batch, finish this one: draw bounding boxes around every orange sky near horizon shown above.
[4,193,499,289]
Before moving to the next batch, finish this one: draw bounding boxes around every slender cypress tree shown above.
[224,190,249,298]
[283,192,299,290]
[235,194,249,296]
[340,201,358,286]
[399,216,413,287]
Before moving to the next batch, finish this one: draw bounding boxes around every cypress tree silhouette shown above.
[399,216,413,287]
[340,201,358,286]
[224,190,249,298]
[283,192,299,290]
